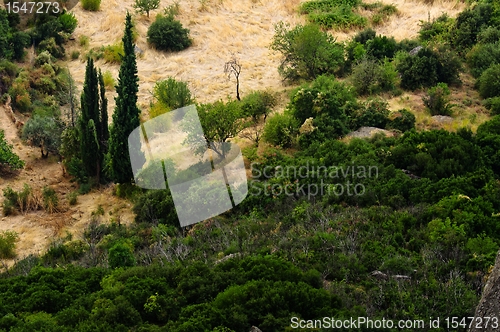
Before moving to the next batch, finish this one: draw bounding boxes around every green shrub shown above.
[418,14,453,43]
[270,22,344,81]
[0,130,24,171]
[397,47,461,90]
[350,58,397,95]
[152,77,193,112]
[478,64,500,99]
[365,35,397,59]
[79,35,90,48]
[68,192,78,205]
[387,108,416,132]
[300,0,366,30]
[102,70,115,90]
[71,50,80,60]
[452,2,493,52]
[38,37,64,59]
[354,98,390,128]
[0,60,18,94]
[108,241,136,269]
[477,26,500,44]
[240,90,277,121]
[466,42,500,78]
[262,113,298,148]
[423,83,453,116]
[42,186,58,213]
[0,231,19,259]
[81,0,101,11]
[58,12,78,34]
[133,189,178,226]
[483,97,500,115]
[101,43,124,64]
[147,14,191,52]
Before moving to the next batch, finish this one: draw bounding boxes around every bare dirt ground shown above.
[0,106,135,269]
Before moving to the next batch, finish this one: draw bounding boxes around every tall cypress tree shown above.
[80,58,100,177]
[79,58,108,183]
[108,12,142,184]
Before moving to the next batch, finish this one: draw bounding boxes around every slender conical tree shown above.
[79,58,108,183]
[98,69,109,152]
[79,58,100,177]
[108,12,142,184]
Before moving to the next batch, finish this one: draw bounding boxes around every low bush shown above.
[270,22,344,81]
[423,83,453,116]
[81,0,101,11]
[418,14,453,43]
[147,14,191,52]
[42,186,59,213]
[387,108,416,132]
[0,231,19,259]
[466,42,500,78]
[353,98,390,128]
[262,113,299,148]
[152,77,193,111]
[397,47,461,90]
[478,64,500,99]
[350,58,398,95]
[101,43,124,64]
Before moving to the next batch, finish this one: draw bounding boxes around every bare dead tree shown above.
[224,54,242,101]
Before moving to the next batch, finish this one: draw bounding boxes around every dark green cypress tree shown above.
[79,58,100,177]
[79,58,108,183]
[98,69,109,152]
[108,12,142,184]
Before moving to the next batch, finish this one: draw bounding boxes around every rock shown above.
[431,115,453,124]
[346,127,393,139]
[249,327,262,332]
[409,46,423,56]
[469,250,500,332]
[370,270,388,280]
[134,46,144,55]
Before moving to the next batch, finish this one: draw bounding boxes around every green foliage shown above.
[147,14,192,52]
[102,70,115,90]
[451,2,493,53]
[478,64,500,99]
[0,231,18,259]
[42,186,59,213]
[58,12,78,34]
[350,58,398,95]
[466,42,500,78]
[0,60,18,95]
[0,130,24,171]
[353,98,390,128]
[423,83,454,116]
[101,43,124,64]
[300,0,366,29]
[152,77,193,114]
[240,90,276,121]
[108,241,136,268]
[270,22,344,81]
[483,97,500,115]
[81,0,101,11]
[387,109,416,132]
[22,115,62,158]
[68,191,78,205]
[418,13,454,43]
[262,113,299,148]
[79,58,108,181]
[133,189,178,226]
[397,47,461,90]
[134,0,160,17]
[182,100,249,157]
[108,13,142,184]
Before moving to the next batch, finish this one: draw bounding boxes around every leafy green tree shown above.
[108,12,142,184]
[133,0,160,17]
[262,113,298,148]
[0,230,19,259]
[183,101,248,158]
[478,64,500,99]
[423,83,454,116]
[108,242,136,268]
[0,130,24,171]
[153,77,193,111]
[22,115,62,158]
[270,22,344,81]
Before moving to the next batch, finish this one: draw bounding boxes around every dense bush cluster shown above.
[147,14,192,52]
